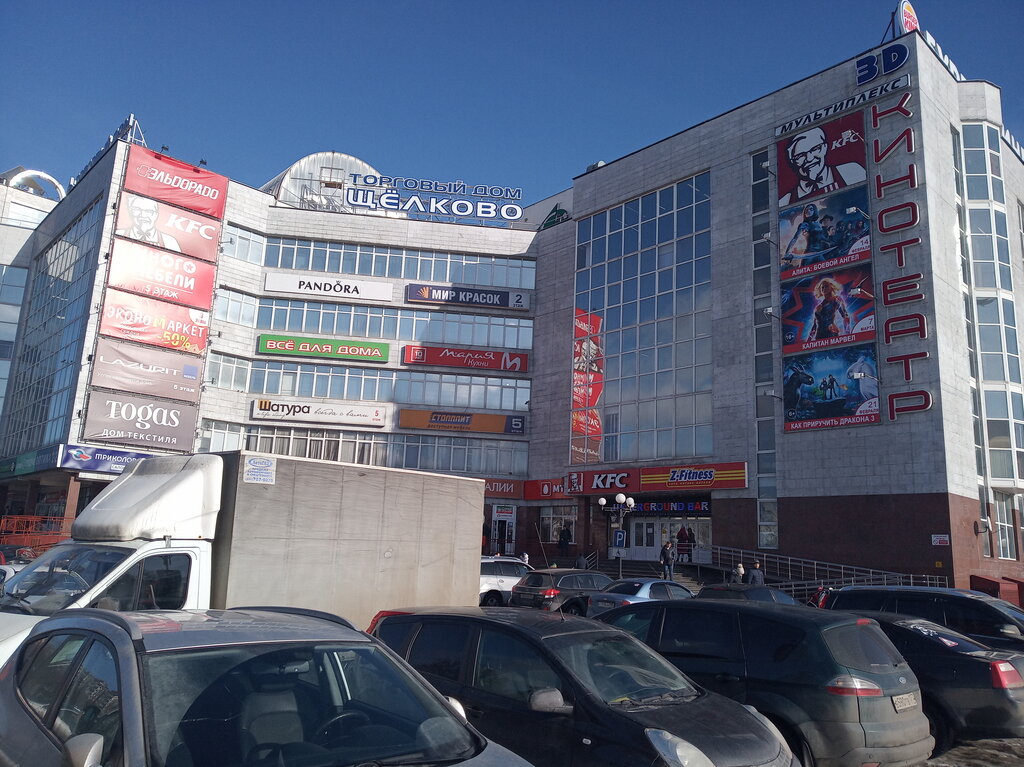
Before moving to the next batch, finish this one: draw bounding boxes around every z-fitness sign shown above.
[405,284,529,310]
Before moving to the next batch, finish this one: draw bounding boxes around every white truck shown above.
[0,451,484,662]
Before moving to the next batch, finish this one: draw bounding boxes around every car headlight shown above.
[644,728,715,767]
[742,705,793,757]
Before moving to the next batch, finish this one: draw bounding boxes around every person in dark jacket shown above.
[743,560,766,585]
[659,541,677,580]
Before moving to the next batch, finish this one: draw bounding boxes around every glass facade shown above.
[571,172,713,464]
[1,200,102,454]
[0,266,28,419]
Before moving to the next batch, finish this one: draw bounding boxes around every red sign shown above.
[565,469,639,495]
[403,345,528,372]
[100,289,209,355]
[123,145,228,219]
[640,462,748,491]
[115,193,221,262]
[524,478,573,500]
[107,240,216,310]
[484,479,524,499]
[571,309,605,464]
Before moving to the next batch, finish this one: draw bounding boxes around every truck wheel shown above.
[481,592,504,607]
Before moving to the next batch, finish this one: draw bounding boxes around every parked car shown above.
[696,583,800,604]
[509,568,612,615]
[853,610,1024,754]
[821,585,1024,651]
[587,577,693,617]
[369,606,799,767]
[595,599,933,767]
[480,556,532,607]
[0,606,534,767]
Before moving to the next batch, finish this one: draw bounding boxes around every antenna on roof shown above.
[881,8,897,43]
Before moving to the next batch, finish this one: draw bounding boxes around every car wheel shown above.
[924,700,953,756]
[775,720,815,767]
[561,603,583,616]
[481,592,504,607]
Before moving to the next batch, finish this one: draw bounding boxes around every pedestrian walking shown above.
[743,560,766,585]
[659,541,677,580]
[728,563,745,583]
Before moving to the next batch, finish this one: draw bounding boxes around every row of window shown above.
[200,420,528,476]
[213,290,534,350]
[223,224,536,289]
[208,353,530,411]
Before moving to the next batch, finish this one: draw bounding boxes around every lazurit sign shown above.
[115,194,221,262]
[264,273,394,303]
[107,239,216,310]
[523,478,573,500]
[639,462,748,491]
[403,345,528,372]
[123,145,228,219]
[405,284,529,311]
[250,399,387,428]
[257,334,389,363]
[82,390,199,451]
[99,289,209,355]
[399,409,525,435]
[91,336,204,404]
[484,479,524,499]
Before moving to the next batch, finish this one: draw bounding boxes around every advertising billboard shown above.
[82,390,199,451]
[257,334,389,362]
[398,409,525,435]
[776,111,867,207]
[403,345,528,372]
[264,273,394,303]
[405,284,529,310]
[99,290,209,355]
[571,309,604,464]
[60,444,152,475]
[780,265,876,355]
[115,193,221,261]
[484,479,524,499]
[91,337,203,404]
[778,185,872,281]
[250,399,387,427]
[107,239,216,310]
[783,343,880,431]
[639,462,748,491]
[123,145,228,219]
[523,478,574,500]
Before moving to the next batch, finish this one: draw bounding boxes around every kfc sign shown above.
[124,145,228,219]
[403,345,528,372]
[565,469,638,494]
[115,194,221,262]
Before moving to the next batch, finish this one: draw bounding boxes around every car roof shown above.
[608,577,671,585]
[528,568,594,576]
[700,583,774,592]
[35,608,369,652]
[378,606,621,639]
[481,555,528,562]
[601,599,865,627]
[834,585,997,601]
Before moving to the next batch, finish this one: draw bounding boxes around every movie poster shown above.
[571,309,604,464]
[782,343,880,432]
[778,185,872,281]
[776,111,867,207]
[780,265,876,355]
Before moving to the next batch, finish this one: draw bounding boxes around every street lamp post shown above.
[598,494,635,578]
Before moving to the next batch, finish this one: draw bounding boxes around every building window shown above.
[539,506,577,544]
[994,492,1018,560]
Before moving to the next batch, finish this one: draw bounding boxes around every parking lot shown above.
[929,738,1024,766]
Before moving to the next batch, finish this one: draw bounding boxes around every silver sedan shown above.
[587,577,693,617]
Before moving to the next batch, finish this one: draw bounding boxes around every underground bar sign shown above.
[257,334,389,362]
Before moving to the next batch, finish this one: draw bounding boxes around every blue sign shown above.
[405,284,529,311]
[613,529,626,548]
[61,444,152,475]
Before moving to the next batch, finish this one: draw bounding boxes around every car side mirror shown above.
[61,733,104,767]
[445,696,467,721]
[530,688,573,715]
[999,624,1023,639]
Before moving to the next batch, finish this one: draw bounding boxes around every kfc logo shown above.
[591,473,628,489]
[567,473,584,494]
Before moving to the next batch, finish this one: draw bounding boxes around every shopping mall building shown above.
[1,26,1023,594]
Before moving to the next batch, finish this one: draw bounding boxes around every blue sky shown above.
[3,1,1022,205]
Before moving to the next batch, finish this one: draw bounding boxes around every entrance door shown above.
[491,505,517,555]
[630,519,660,561]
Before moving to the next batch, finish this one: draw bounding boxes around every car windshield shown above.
[142,641,482,767]
[546,631,699,705]
[0,544,131,616]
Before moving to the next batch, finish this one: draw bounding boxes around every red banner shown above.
[123,145,228,219]
[403,345,528,372]
[524,478,574,500]
[107,240,216,310]
[571,309,604,464]
[565,469,640,495]
[484,478,524,499]
[115,193,221,262]
[640,462,748,491]
[99,289,209,355]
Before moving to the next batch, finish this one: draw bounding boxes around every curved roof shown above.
[260,151,405,218]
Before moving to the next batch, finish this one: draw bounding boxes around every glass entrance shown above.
[626,516,712,562]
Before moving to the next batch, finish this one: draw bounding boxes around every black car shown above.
[696,583,799,604]
[821,585,1024,651]
[595,599,933,767]
[370,607,798,767]
[509,568,612,614]
[854,610,1024,754]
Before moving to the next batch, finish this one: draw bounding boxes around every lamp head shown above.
[597,497,607,507]
[614,493,626,504]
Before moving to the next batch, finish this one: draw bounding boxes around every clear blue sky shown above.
[3,0,1022,205]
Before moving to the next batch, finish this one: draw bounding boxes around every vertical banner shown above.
[783,343,880,431]
[780,265,876,354]
[571,309,604,464]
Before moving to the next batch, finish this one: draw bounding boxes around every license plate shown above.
[597,601,614,608]
[892,692,917,712]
